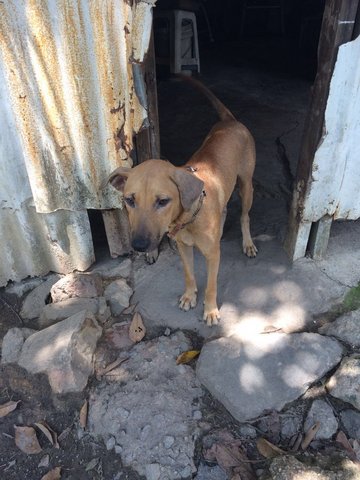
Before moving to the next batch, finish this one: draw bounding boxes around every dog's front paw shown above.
[203,307,220,326]
[146,248,159,264]
[179,291,197,311]
[243,241,258,258]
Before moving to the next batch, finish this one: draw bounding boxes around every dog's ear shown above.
[104,167,132,192]
[171,169,204,211]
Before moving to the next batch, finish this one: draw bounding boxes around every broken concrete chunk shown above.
[1,328,36,364]
[20,274,61,320]
[98,258,132,280]
[104,279,133,315]
[319,309,360,347]
[39,297,110,328]
[18,311,102,394]
[304,399,338,440]
[50,272,103,303]
[196,332,343,422]
[327,356,360,410]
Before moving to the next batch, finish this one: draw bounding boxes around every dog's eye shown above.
[157,198,170,208]
[124,196,135,208]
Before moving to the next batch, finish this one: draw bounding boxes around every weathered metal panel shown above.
[0,0,155,286]
[302,34,360,222]
[0,0,154,214]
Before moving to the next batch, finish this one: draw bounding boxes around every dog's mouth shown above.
[131,234,161,253]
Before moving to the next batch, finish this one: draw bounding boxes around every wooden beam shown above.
[285,0,359,260]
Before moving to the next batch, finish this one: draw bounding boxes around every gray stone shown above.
[20,274,60,320]
[264,453,360,480]
[239,424,257,439]
[99,258,132,280]
[145,464,161,480]
[304,399,338,440]
[340,409,360,440]
[195,464,227,480]
[18,311,102,393]
[6,278,43,298]
[280,415,302,440]
[106,436,116,451]
[88,332,203,479]
[50,272,103,303]
[327,356,360,410]
[1,328,36,364]
[196,332,343,421]
[319,310,360,347]
[39,297,110,328]
[104,279,133,315]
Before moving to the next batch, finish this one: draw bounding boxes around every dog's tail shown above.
[179,75,236,122]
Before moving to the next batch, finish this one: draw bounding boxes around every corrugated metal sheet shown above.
[0,0,154,214]
[0,0,155,286]
[302,34,360,222]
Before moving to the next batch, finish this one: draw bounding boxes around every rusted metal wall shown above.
[0,0,155,286]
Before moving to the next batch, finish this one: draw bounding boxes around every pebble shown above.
[106,436,116,451]
[164,436,175,449]
[192,410,202,420]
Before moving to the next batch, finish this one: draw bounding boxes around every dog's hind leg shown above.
[177,241,198,311]
[238,178,257,257]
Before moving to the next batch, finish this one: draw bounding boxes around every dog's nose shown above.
[131,236,151,252]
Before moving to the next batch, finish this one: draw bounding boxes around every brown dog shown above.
[107,77,257,326]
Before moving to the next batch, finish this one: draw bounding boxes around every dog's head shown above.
[106,159,204,252]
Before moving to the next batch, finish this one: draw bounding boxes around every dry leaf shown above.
[85,457,100,471]
[79,400,88,429]
[15,426,42,454]
[256,438,286,458]
[176,350,200,365]
[336,431,357,461]
[129,312,146,342]
[41,466,61,480]
[98,357,129,378]
[35,422,59,449]
[0,400,20,418]
[58,426,72,442]
[38,454,50,468]
[301,421,320,450]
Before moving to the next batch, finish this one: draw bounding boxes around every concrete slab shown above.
[134,234,349,338]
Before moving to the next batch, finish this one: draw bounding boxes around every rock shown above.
[18,311,102,394]
[280,414,302,440]
[50,272,103,303]
[104,279,133,315]
[195,464,227,480]
[304,399,338,440]
[262,453,360,480]
[196,332,343,421]
[6,278,43,298]
[88,332,203,479]
[145,464,161,480]
[340,409,360,440]
[98,258,132,280]
[106,436,116,451]
[39,297,110,328]
[327,356,360,410]
[20,275,60,320]
[319,310,360,347]
[239,425,257,439]
[1,328,36,364]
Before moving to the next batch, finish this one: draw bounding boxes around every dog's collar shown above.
[168,190,206,239]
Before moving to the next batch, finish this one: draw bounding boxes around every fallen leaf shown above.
[79,400,88,429]
[129,312,146,342]
[257,438,286,458]
[35,422,59,449]
[98,357,129,378]
[38,455,50,468]
[85,457,100,471]
[58,425,72,442]
[336,431,357,461]
[0,400,20,418]
[204,430,256,480]
[14,426,42,454]
[40,466,61,480]
[301,422,320,450]
[176,350,200,364]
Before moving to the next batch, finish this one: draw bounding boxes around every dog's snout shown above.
[132,235,151,252]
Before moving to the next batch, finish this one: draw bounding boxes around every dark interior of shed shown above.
[154,0,326,243]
